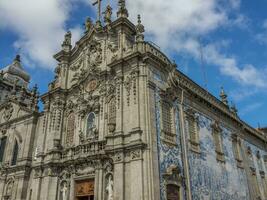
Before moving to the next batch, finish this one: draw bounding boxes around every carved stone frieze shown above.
[124,69,139,106]
[131,149,141,160]
[3,103,14,121]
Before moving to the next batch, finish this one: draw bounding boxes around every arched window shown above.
[11,139,18,166]
[87,112,96,137]
[66,113,75,146]
[166,184,180,200]
[0,136,7,163]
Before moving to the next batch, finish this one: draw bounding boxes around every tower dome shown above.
[2,55,30,87]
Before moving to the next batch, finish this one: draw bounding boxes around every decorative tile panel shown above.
[243,141,267,199]
[188,114,250,200]
[155,90,185,200]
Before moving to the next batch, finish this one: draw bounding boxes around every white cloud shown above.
[239,102,263,116]
[229,88,258,102]
[1,0,266,89]
[0,0,85,69]
[127,0,267,88]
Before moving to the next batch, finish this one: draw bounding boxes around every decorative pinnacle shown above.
[220,87,228,106]
[14,55,21,62]
[230,102,238,115]
[117,0,128,18]
[138,14,141,24]
[136,15,144,32]
[136,14,145,42]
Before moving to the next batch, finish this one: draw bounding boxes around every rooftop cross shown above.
[92,0,102,22]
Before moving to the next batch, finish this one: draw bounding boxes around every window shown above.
[185,109,200,153]
[161,101,175,144]
[211,121,225,162]
[87,112,96,138]
[232,134,243,168]
[11,139,18,166]
[66,113,75,146]
[0,136,7,163]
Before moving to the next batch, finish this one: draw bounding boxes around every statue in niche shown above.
[6,183,12,196]
[106,174,114,200]
[60,181,68,200]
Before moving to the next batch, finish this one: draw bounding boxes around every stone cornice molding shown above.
[168,69,266,142]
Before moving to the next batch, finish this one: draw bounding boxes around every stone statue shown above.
[63,31,72,46]
[106,175,114,200]
[104,5,112,24]
[60,182,68,200]
[85,17,93,33]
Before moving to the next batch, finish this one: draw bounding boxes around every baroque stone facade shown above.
[0,1,267,200]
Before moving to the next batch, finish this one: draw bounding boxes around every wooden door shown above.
[75,179,94,200]
[166,184,180,200]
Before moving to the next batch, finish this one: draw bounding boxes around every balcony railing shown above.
[61,140,106,160]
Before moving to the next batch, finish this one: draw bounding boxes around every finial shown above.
[136,14,145,42]
[14,55,21,62]
[220,87,228,106]
[33,84,38,94]
[230,102,238,115]
[117,0,128,18]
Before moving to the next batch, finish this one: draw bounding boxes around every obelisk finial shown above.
[220,87,228,106]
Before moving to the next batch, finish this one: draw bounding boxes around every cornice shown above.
[172,70,266,142]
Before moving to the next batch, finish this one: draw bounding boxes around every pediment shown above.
[0,101,32,124]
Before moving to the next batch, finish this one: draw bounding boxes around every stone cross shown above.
[92,0,103,22]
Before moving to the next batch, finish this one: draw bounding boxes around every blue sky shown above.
[0,0,267,128]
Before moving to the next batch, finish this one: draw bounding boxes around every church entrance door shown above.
[75,179,94,200]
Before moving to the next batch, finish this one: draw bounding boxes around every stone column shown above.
[129,149,143,200]
[147,80,160,200]
[113,152,124,200]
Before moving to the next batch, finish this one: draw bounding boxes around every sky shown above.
[0,0,267,128]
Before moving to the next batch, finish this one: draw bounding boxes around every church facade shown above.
[0,1,267,200]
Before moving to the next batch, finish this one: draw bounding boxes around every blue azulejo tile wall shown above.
[188,114,249,200]
[155,90,185,200]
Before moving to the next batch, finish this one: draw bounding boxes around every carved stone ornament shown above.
[131,149,141,160]
[85,79,98,93]
[75,163,95,176]
[124,69,139,106]
[107,42,118,61]
[70,59,84,71]
[88,40,103,68]
[3,103,14,121]
[4,178,14,197]
[211,121,222,133]
[0,124,9,135]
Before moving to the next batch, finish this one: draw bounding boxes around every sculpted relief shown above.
[70,40,103,85]
[2,103,14,122]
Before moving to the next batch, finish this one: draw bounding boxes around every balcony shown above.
[61,140,106,161]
